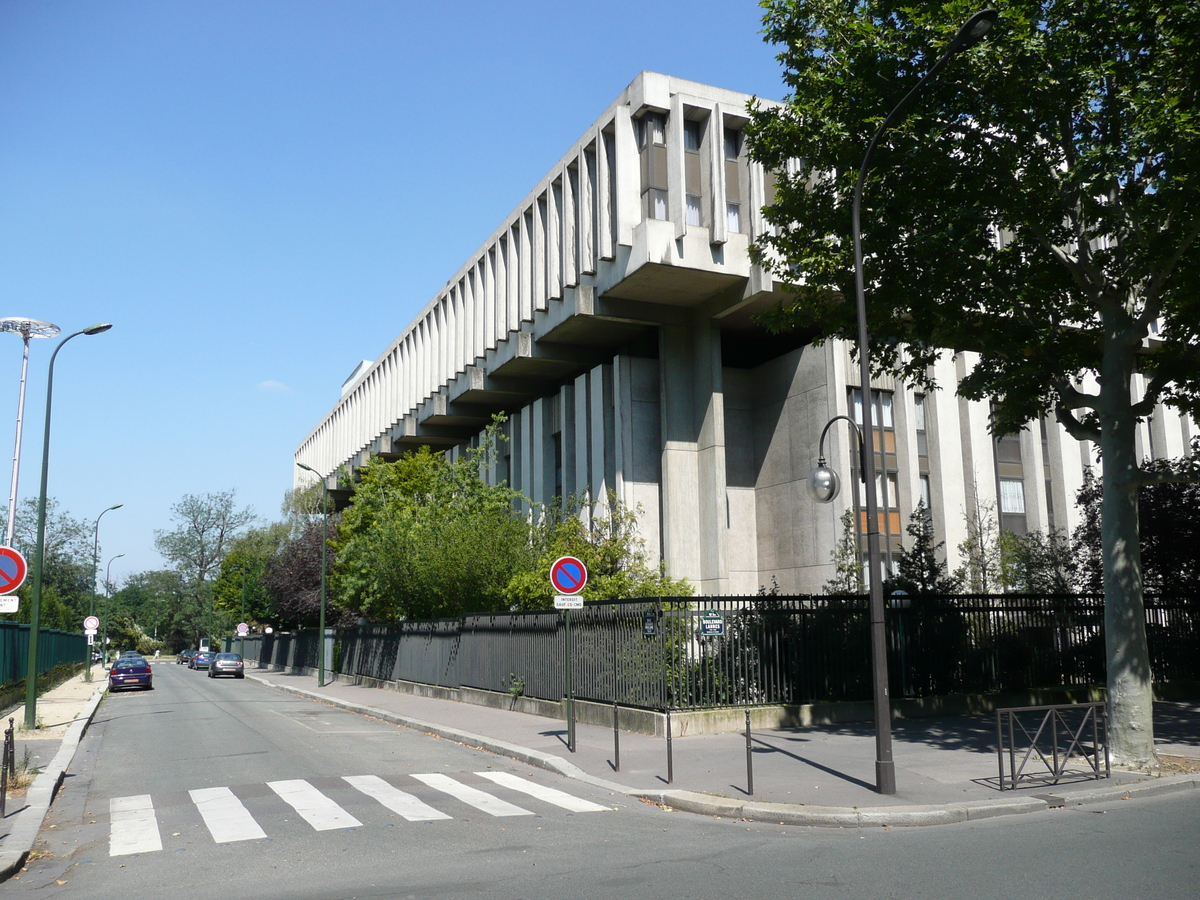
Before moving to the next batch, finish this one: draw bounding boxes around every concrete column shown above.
[659,315,728,594]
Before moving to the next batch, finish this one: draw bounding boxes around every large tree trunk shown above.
[1098,326,1157,767]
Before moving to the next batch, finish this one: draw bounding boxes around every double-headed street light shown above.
[87,503,123,681]
[24,323,112,729]
[808,10,997,795]
[296,462,329,688]
[0,317,60,548]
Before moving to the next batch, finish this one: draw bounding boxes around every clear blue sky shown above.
[0,0,787,585]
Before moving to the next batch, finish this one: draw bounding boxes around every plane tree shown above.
[748,0,1200,764]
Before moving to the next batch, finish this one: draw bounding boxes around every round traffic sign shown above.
[236,622,249,635]
[0,546,28,595]
[83,615,100,631]
[549,556,587,595]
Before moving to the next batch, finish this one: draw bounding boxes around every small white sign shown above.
[0,596,17,614]
[553,595,584,610]
[84,628,98,636]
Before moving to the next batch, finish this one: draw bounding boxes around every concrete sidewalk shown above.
[250,669,1200,827]
[0,666,106,881]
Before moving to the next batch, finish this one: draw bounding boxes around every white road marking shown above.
[410,772,533,817]
[474,771,611,812]
[190,786,268,843]
[109,794,162,856]
[267,779,363,830]
[343,774,452,821]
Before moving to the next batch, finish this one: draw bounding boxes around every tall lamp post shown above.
[296,462,328,688]
[23,323,112,729]
[0,317,59,548]
[102,552,124,664]
[808,10,997,795]
[87,503,123,682]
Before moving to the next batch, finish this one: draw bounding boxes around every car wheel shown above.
[236,673,244,679]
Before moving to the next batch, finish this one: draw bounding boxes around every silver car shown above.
[208,652,245,679]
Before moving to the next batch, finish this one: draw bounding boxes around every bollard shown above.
[613,701,620,772]
[666,708,673,784]
[745,709,754,796]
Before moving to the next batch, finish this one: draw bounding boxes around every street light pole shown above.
[102,552,124,664]
[845,9,997,794]
[23,323,112,729]
[0,318,59,549]
[296,462,328,688]
[87,503,122,682]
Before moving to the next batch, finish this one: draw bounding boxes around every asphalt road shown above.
[7,663,1199,899]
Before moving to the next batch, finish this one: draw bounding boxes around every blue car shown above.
[190,651,215,670]
[108,657,153,692]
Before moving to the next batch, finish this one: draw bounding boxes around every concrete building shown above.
[295,72,1197,596]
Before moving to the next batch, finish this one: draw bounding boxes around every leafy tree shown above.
[955,489,1003,593]
[3,497,94,627]
[503,492,694,609]
[748,0,1200,764]
[333,426,533,621]
[213,524,290,627]
[999,528,1075,593]
[262,519,356,629]
[1073,462,1200,595]
[154,491,255,646]
[822,508,865,594]
[888,504,960,596]
[108,570,189,652]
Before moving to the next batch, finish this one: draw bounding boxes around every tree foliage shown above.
[4,497,94,629]
[332,432,533,622]
[822,508,865,594]
[748,0,1200,764]
[212,524,290,626]
[888,504,960,596]
[503,493,694,609]
[154,491,255,647]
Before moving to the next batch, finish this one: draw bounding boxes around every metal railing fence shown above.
[236,594,1199,711]
[0,620,88,686]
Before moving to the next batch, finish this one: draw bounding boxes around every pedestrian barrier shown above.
[996,701,1109,790]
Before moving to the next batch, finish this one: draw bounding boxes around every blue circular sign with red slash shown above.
[549,556,588,595]
[0,546,28,595]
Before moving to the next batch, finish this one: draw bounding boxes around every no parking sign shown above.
[549,556,587,595]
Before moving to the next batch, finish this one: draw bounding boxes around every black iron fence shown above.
[236,593,1199,712]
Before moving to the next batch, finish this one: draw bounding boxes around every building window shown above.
[686,194,702,226]
[726,202,741,233]
[1000,479,1025,513]
[724,128,740,159]
[637,113,666,149]
[684,119,702,152]
[649,188,668,220]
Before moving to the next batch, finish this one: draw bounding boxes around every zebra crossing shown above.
[107,772,611,856]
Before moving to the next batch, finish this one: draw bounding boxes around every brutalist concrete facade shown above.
[296,72,1197,596]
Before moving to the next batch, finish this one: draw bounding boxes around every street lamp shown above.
[816,9,997,795]
[296,462,329,688]
[23,323,112,729]
[102,552,124,664]
[0,317,60,548]
[87,503,122,681]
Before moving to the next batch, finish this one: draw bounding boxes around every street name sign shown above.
[699,610,725,637]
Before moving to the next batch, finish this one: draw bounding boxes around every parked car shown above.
[208,652,245,679]
[108,657,153,692]
[119,650,143,658]
[190,651,215,670]
[177,649,195,665]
